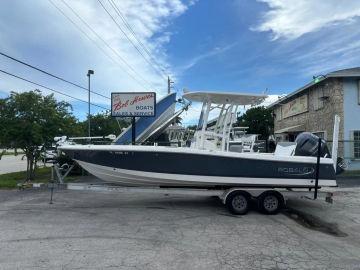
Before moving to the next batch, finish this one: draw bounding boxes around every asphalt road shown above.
[0,187,360,269]
[337,177,360,187]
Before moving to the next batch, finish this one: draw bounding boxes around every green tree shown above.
[187,124,197,130]
[236,106,274,140]
[0,90,80,180]
[80,112,128,137]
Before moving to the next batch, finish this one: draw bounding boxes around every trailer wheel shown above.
[258,191,284,215]
[226,191,250,215]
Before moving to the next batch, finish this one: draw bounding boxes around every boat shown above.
[59,91,338,188]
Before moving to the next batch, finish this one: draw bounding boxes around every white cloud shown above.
[260,94,282,107]
[0,0,193,118]
[254,0,360,40]
[177,43,237,73]
[250,0,360,78]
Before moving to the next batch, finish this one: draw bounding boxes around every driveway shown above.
[0,187,360,269]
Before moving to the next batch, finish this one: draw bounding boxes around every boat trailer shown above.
[18,163,334,215]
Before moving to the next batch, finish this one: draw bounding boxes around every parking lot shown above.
[1,186,360,270]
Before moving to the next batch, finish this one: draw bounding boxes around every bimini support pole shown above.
[221,104,233,151]
[314,137,322,200]
[200,100,211,149]
[331,115,340,172]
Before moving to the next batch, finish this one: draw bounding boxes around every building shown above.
[268,67,360,170]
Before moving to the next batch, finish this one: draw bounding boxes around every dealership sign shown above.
[282,94,308,118]
[111,92,156,117]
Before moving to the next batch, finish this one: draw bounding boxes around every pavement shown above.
[1,186,360,269]
[337,177,360,188]
[0,155,50,174]
[0,155,27,174]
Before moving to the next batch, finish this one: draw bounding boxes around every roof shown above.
[327,67,360,77]
[268,67,360,108]
[183,91,267,105]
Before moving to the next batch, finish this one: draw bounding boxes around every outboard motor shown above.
[294,132,330,158]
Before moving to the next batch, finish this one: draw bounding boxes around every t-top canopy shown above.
[183,91,267,105]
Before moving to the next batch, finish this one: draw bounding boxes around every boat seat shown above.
[242,141,255,152]
[274,142,297,156]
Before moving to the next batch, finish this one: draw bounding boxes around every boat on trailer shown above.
[59,91,338,189]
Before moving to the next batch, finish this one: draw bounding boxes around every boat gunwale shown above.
[59,144,334,165]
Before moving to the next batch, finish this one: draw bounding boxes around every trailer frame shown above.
[18,180,334,215]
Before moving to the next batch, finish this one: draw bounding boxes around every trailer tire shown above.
[258,191,284,215]
[226,191,250,215]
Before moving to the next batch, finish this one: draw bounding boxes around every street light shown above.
[87,69,94,138]
[313,74,326,83]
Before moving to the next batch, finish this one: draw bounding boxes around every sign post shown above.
[131,117,136,145]
[111,92,156,145]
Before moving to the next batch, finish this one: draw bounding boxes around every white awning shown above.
[275,124,305,134]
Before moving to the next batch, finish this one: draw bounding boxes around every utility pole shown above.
[167,76,174,94]
[87,70,94,139]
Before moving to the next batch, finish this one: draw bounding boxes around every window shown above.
[354,131,360,159]
[313,132,326,140]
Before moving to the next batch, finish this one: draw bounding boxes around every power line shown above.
[48,0,120,68]
[97,0,167,80]
[48,0,152,91]
[109,0,167,72]
[51,0,151,90]
[107,0,169,77]
[49,0,150,91]
[0,69,109,111]
[59,0,155,90]
[0,51,110,100]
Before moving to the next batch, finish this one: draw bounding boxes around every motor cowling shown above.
[294,132,331,157]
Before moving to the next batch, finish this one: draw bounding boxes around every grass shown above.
[0,167,52,188]
[0,166,80,189]
[2,152,25,156]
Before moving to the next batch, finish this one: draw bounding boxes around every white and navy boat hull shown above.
[60,145,337,188]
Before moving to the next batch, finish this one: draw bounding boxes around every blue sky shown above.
[1,0,360,125]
